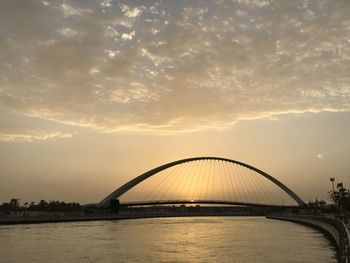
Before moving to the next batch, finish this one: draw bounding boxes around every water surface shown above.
[0,217,336,262]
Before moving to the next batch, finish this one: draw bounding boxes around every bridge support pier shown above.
[109,199,120,214]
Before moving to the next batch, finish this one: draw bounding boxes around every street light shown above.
[330,178,335,192]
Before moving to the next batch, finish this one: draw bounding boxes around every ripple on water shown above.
[0,217,337,263]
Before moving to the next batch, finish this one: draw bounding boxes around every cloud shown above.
[121,30,135,40]
[317,154,325,160]
[119,4,143,18]
[56,27,78,38]
[100,0,112,8]
[60,3,92,18]
[0,0,350,134]
[0,130,72,143]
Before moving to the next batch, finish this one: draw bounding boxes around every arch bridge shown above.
[98,157,305,208]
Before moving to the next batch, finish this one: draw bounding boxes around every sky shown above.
[0,0,349,204]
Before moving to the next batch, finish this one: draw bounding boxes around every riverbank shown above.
[0,211,264,225]
[267,214,350,263]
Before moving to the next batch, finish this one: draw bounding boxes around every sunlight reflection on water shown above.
[0,217,337,263]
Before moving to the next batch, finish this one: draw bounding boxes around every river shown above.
[0,217,336,262]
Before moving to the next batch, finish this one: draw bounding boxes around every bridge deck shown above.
[119,199,297,208]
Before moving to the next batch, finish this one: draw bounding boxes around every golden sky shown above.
[0,0,349,204]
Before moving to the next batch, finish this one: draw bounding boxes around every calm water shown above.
[0,217,336,263]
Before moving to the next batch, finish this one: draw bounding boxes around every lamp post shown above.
[330,177,335,192]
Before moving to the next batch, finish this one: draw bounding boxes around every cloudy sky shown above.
[1,0,349,204]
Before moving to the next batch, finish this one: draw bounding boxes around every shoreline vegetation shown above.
[0,201,267,225]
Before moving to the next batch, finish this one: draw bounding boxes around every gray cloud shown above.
[0,0,349,135]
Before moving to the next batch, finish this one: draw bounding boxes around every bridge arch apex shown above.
[98,156,305,208]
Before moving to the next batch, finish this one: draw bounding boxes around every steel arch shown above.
[98,157,305,207]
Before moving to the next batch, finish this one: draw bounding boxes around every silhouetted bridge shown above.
[98,157,305,209]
